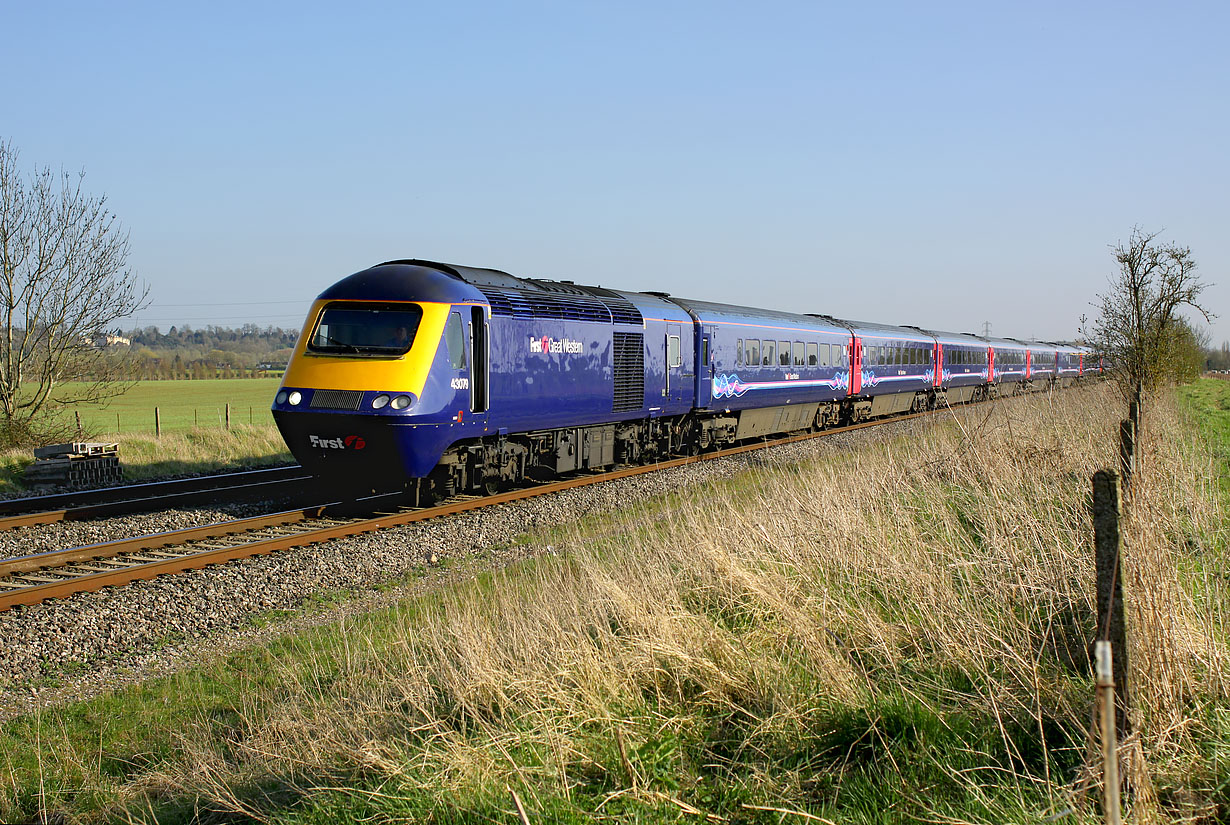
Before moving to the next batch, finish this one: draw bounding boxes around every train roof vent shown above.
[525,278,591,296]
[477,287,612,323]
[481,289,517,317]
[601,296,643,326]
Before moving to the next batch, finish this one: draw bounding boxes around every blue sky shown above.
[6,1,1227,344]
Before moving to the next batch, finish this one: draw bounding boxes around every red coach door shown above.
[988,347,996,382]
[934,343,944,387]
[850,336,862,394]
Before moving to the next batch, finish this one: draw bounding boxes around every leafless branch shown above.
[0,138,149,445]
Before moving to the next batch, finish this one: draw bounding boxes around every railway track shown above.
[0,401,996,612]
[0,465,315,531]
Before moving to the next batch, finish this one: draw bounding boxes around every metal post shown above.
[1096,642,1123,825]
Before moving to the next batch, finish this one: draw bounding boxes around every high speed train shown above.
[271,259,1095,496]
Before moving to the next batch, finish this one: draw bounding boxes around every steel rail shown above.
[0,466,314,531]
[0,465,307,516]
[0,392,1043,612]
[0,409,936,611]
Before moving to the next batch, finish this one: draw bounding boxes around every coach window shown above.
[762,340,775,366]
[807,342,818,366]
[779,341,790,366]
[668,335,681,368]
[793,341,805,366]
[748,339,759,366]
[445,312,467,369]
[736,339,743,366]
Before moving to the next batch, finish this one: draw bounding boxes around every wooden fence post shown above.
[1132,382,1142,435]
[116,412,120,433]
[1119,419,1135,494]
[1092,469,1130,738]
[155,407,161,438]
[225,403,231,430]
[75,410,82,435]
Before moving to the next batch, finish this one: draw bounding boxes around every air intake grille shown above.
[478,288,611,322]
[309,389,364,410]
[612,332,644,412]
[603,296,643,325]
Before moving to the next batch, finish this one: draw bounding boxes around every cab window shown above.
[445,312,467,369]
[309,302,423,356]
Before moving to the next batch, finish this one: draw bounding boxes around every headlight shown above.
[275,391,288,404]
[391,395,412,410]
[372,394,390,409]
[288,391,303,406]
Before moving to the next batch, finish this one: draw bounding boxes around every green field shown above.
[1177,376,1230,496]
[60,378,283,435]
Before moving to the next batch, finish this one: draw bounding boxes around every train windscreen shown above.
[308,303,424,356]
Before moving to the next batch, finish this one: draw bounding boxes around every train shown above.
[271,259,1097,497]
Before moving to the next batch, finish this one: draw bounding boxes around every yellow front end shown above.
[280,299,451,393]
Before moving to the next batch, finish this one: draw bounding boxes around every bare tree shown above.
[0,139,148,445]
[1089,227,1214,403]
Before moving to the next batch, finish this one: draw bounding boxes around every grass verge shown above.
[2,383,1226,823]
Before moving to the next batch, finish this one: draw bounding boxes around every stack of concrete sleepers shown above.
[24,442,122,486]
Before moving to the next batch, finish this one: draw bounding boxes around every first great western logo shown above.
[528,335,583,355]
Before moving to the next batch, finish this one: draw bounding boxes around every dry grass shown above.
[4,382,1226,823]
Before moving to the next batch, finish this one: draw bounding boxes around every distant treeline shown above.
[122,324,299,379]
[1207,341,1230,372]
